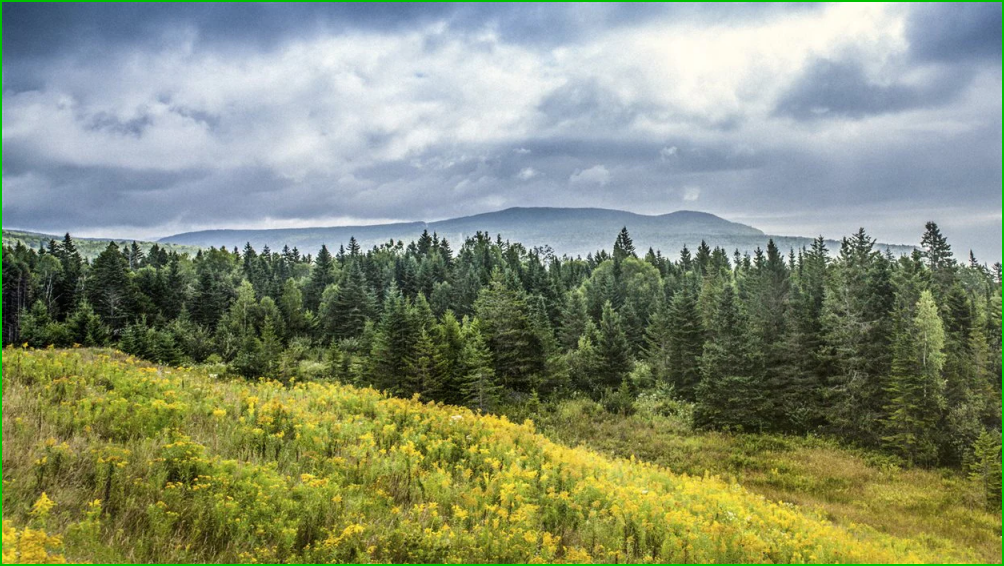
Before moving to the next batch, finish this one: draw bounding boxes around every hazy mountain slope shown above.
[2,228,201,260]
[159,207,915,257]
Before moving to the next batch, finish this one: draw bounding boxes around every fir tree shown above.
[474,273,546,392]
[595,301,631,389]
[434,311,467,405]
[613,227,636,261]
[557,291,589,352]
[643,298,673,388]
[305,245,336,313]
[696,285,764,431]
[403,328,445,400]
[87,242,135,332]
[460,318,502,412]
[319,261,376,340]
[883,290,947,465]
[967,429,1002,510]
[667,281,704,400]
[67,300,110,347]
[368,289,418,394]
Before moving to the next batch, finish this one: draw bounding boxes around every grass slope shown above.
[0,348,983,563]
[517,399,1002,564]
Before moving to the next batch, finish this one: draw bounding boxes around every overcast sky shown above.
[3,3,1001,260]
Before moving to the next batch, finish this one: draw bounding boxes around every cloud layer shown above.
[2,3,1001,260]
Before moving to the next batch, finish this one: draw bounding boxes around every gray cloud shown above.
[773,58,970,120]
[906,2,1002,63]
[1,3,1000,261]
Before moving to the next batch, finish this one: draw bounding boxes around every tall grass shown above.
[518,397,1002,564]
[0,347,988,563]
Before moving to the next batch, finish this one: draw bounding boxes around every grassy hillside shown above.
[1,348,985,563]
[514,399,1003,564]
[2,230,201,260]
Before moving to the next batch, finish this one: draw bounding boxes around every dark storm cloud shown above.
[773,58,971,121]
[2,2,821,59]
[1,3,1000,261]
[906,2,1002,63]
[3,165,292,231]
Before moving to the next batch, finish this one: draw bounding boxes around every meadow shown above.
[514,398,1003,563]
[1,347,996,564]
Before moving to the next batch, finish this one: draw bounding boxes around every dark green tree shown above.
[305,245,336,313]
[474,273,546,393]
[696,285,764,431]
[459,317,502,412]
[595,301,631,390]
[87,242,135,332]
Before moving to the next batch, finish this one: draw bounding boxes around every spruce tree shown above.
[643,297,673,388]
[54,233,83,319]
[474,273,546,393]
[821,230,895,447]
[305,245,335,313]
[696,285,764,431]
[460,318,502,412]
[368,289,418,394]
[557,290,589,352]
[87,242,135,332]
[319,261,375,340]
[404,328,445,400]
[67,301,110,347]
[667,281,703,400]
[613,227,636,261]
[434,311,467,405]
[595,301,631,390]
[921,221,955,294]
[883,290,947,465]
[968,429,1002,510]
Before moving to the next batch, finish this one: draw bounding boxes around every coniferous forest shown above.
[4,222,1000,473]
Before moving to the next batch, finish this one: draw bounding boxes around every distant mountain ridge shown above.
[159,207,915,258]
[2,228,201,260]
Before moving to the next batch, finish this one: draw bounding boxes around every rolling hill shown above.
[2,229,201,260]
[159,207,917,258]
[0,348,977,563]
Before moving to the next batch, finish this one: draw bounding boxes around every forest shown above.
[3,222,1001,475]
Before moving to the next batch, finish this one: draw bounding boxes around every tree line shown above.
[3,223,1001,469]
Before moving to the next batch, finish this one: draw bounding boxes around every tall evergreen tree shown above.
[696,285,764,431]
[87,242,135,332]
[643,298,673,388]
[54,233,84,318]
[612,227,636,261]
[319,261,376,340]
[368,289,418,394]
[821,230,895,446]
[557,290,589,352]
[595,301,631,389]
[460,318,502,412]
[667,280,704,400]
[883,290,947,465]
[305,245,335,313]
[474,273,546,393]
[920,221,955,295]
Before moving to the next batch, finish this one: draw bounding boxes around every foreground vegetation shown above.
[5,223,1001,474]
[2,348,990,563]
[510,397,1002,563]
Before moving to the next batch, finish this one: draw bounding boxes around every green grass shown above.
[2,348,990,563]
[513,397,1003,564]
